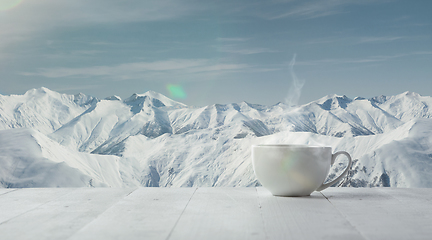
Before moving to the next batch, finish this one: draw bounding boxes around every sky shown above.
[0,0,431,106]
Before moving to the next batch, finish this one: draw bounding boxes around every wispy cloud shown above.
[413,51,432,55]
[298,56,394,65]
[89,41,114,46]
[304,35,417,45]
[0,0,204,50]
[297,51,432,66]
[215,37,277,55]
[216,38,249,42]
[70,50,104,55]
[52,85,101,92]
[265,0,383,20]
[303,37,345,45]
[21,59,250,79]
[270,0,345,20]
[358,36,405,43]
[217,46,278,55]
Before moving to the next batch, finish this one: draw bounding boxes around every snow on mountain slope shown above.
[168,102,271,138]
[1,88,432,188]
[50,91,186,154]
[371,91,432,121]
[0,128,141,188]
[300,94,404,137]
[0,87,96,134]
[340,118,432,187]
[116,117,432,188]
[50,99,133,153]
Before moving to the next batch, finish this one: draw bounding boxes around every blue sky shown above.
[0,0,431,106]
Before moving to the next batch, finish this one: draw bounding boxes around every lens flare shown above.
[281,151,298,171]
[166,84,187,99]
[0,0,23,11]
[280,151,315,189]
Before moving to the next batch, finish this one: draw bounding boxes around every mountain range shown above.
[1,87,431,188]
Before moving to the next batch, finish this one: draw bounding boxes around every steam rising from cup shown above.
[285,54,305,107]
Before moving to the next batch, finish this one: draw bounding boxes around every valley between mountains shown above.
[1,88,431,188]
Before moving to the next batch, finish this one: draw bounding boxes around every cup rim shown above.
[252,144,331,149]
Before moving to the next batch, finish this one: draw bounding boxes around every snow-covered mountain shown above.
[1,88,431,188]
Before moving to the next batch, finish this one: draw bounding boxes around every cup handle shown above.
[316,151,352,192]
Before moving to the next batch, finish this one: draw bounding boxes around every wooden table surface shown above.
[0,187,431,240]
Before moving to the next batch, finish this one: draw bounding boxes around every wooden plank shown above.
[378,187,432,203]
[257,187,365,240]
[0,188,17,195]
[0,187,430,240]
[168,187,266,240]
[69,187,197,240]
[0,188,136,240]
[322,187,432,240]
[0,188,76,224]
[377,188,432,233]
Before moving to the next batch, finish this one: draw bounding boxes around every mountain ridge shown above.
[1,87,432,188]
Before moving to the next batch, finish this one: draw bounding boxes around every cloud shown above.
[89,42,114,46]
[270,1,344,19]
[304,35,417,45]
[216,38,249,42]
[297,52,432,66]
[303,37,346,45]
[358,36,405,43]
[0,0,204,49]
[21,59,250,80]
[413,51,432,55]
[70,50,104,55]
[52,85,101,92]
[215,37,277,55]
[217,46,278,55]
[265,0,382,20]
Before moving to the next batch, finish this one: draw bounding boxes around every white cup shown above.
[252,144,352,197]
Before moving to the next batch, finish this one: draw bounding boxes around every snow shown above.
[1,87,432,188]
[0,87,95,134]
[0,128,141,187]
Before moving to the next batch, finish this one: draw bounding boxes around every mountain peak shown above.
[2,88,432,188]
[105,95,122,101]
[315,94,352,110]
[142,90,162,97]
[316,94,349,102]
[370,95,389,104]
[24,87,55,96]
[124,91,187,108]
[401,91,421,98]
